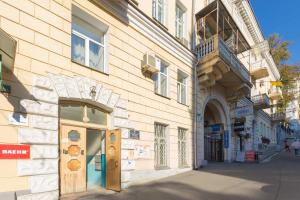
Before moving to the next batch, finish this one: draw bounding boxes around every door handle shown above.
[63,149,68,154]
[115,161,118,167]
[81,150,84,155]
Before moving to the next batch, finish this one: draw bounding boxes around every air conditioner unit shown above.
[142,53,160,73]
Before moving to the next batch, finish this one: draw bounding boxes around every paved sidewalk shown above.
[61,152,300,200]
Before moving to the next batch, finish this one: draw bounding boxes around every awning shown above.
[0,28,17,71]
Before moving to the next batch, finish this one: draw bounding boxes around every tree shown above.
[268,34,300,112]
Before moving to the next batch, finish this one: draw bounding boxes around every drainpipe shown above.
[192,0,198,169]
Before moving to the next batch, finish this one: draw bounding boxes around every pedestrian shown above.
[291,139,300,156]
[284,139,291,152]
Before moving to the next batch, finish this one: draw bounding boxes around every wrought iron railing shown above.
[271,112,286,121]
[195,35,250,82]
[251,93,270,107]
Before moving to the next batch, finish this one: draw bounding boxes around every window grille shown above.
[178,128,188,167]
[154,123,168,169]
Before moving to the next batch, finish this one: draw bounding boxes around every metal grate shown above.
[154,123,168,169]
[178,128,188,167]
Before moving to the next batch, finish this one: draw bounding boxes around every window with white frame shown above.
[154,123,168,169]
[175,3,185,39]
[177,70,188,105]
[152,0,166,25]
[178,127,188,168]
[71,15,107,72]
[154,58,169,97]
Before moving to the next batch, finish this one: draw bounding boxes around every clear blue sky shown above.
[251,0,300,64]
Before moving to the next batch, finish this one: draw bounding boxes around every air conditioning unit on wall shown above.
[142,52,160,74]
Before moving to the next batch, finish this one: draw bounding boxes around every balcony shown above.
[251,94,271,110]
[268,88,282,100]
[250,59,269,80]
[195,35,251,90]
[195,0,252,94]
[271,112,286,122]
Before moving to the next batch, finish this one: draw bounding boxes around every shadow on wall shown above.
[1,68,37,122]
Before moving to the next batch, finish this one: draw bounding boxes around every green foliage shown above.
[269,34,290,66]
[268,34,300,111]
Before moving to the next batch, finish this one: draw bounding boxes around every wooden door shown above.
[106,129,121,191]
[60,125,86,195]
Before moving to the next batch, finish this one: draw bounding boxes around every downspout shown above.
[192,0,197,169]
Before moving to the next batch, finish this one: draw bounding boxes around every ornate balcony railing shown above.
[251,93,271,109]
[271,112,286,122]
[195,35,250,84]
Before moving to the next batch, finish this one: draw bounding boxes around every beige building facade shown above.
[0,0,285,199]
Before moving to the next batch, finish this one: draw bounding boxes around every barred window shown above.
[178,128,188,167]
[154,123,168,169]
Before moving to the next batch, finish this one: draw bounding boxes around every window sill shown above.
[71,60,109,76]
[152,18,168,31]
[177,101,189,107]
[155,166,170,170]
[155,92,171,100]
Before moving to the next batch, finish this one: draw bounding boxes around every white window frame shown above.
[153,0,166,25]
[154,58,169,97]
[177,71,188,105]
[154,123,169,169]
[71,6,109,73]
[178,127,188,168]
[71,29,106,70]
[175,2,186,39]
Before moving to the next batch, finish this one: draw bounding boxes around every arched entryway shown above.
[203,99,228,162]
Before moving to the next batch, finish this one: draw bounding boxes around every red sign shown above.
[245,151,255,162]
[0,144,30,159]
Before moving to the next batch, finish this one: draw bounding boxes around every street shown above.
[62,152,300,200]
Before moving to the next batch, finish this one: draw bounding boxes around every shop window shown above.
[177,70,188,105]
[71,9,108,72]
[178,128,188,168]
[154,58,169,97]
[152,0,166,25]
[60,102,107,125]
[154,123,168,169]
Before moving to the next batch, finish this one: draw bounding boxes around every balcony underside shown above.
[197,52,251,93]
[269,92,282,100]
[251,67,269,80]
[253,103,270,110]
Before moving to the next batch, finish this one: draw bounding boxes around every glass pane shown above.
[89,41,104,71]
[181,84,186,104]
[71,33,85,65]
[72,15,104,44]
[160,74,167,96]
[60,102,84,122]
[87,105,107,125]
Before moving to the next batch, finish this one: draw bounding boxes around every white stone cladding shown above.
[15,73,131,199]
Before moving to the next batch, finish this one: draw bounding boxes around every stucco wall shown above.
[0,0,196,198]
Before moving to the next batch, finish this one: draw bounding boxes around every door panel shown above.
[60,125,86,195]
[106,129,121,191]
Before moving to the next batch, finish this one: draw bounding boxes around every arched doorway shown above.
[203,100,227,162]
[58,100,121,195]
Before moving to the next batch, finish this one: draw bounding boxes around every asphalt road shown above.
[62,152,300,200]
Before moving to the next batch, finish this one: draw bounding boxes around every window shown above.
[175,3,185,39]
[154,123,168,169]
[152,0,165,25]
[154,58,169,97]
[71,15,106,72]
[177,70,188,104]
[178,128,188,168]
[60,101,107,125]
